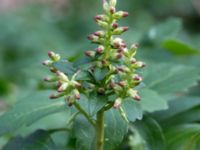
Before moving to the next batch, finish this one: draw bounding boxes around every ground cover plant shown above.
[0,0,200,150]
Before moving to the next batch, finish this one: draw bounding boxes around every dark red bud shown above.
[94,15,102,21]
[102,59,107,65]
[112,23,118,28]
[110,7,116,14]
[48,51,54,57]
[96,47,104,53]
[134,95,141,101]
[118,81,126,87]
[50,67,57,73]
[122,12,129,17]
[122,26,129,32]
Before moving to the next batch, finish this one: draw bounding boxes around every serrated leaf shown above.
[78,94,107,117]
[121,99,143,122]
[73,115,95,150]
[2,129,57,150]
[52,59,76,77]
[162,39,200,56]
[144,63,200,95]
[133,115,166,150]
[139,88,168,112]
[104,109,128,150]
[0,91,68,137]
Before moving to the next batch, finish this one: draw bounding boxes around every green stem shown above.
[74,102,96,127]
[95,109,105,150]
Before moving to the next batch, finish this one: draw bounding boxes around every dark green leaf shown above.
[73,115,95,150]
[140,88,168,112]
[121,99,143,122]
[132,115,166,150]
[162,39,200,56]
[0,91,68,137]
[104,109,128,150]
[93,68,109,81]
[52,59,76,77]
[3,129,57,150]
[144,63,200,95]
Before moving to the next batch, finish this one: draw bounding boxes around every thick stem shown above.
[95,110,105,150]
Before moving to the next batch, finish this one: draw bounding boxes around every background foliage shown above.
[0,0,200,149]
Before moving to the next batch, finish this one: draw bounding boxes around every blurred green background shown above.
[0,0,200,149]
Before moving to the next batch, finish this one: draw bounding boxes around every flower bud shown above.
[73,89,80,100]
[65,96,75,106]
[44,76,57,82]
[130,58,137,64]
[56,71,69,82]
[102,59,107,65]
[85,51,96,58]
[127,89,141,101]
[87,34,99,43]
[94,14,109,22]
[57,83,68,92]
[133,74,142,82]
[97,20,109,29]
[116,66,130,73]
[109,7,116,14]
[50,67,57,73]
[110,0,117,7]
[96,45,105,54]
[111,22,118,29]
[71,80,81,88]
[94,31,105,37]
[113,27,129,35]
[112,38,123,48]
[113,97,122,109]
[118,81,127,87]
[49,93,64,99]
[42,60,52,66]
[113,11,129,19]
[134,61,146,68]
[98,88,105,94]
[48,51,60,61]
[103,0,110,13]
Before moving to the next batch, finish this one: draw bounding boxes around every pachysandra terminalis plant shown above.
[43,0,145,149]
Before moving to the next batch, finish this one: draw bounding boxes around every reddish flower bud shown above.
[118,81,127,87]
[96,45,104,53]
[102,59,107,65]
[134,95,141,101]
[122,12,129,17]
[50,67,57,73]
[113,98,122,109]
[110,7,116,14]
[133,74,142,82]
[85,51,96,58]
[130,58,137,64]
[112,22,118,29]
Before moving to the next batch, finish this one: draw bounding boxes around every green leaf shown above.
[78,94,107,117]
[144,63,200,95]
[133,115,166,150]
[52,59,76,77]
[121,99,143,122]
[73,115,95,150]
[3,130,57,150]
[75,70,91,81]
[104,109,128,150]
[0,91,68,137]
[162,39,200,56]
[146,18,182,43]
[139,88,168,112]
[165,124,200,150]
[154,96,200,121]
[93,68,109,81]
